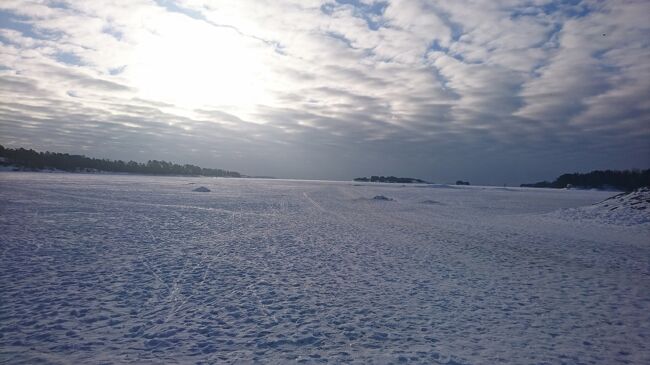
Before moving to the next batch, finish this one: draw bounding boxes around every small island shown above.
[354,175,428,184]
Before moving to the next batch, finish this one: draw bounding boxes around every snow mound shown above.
[192,186,211,192]
[421,199,444,205]
[551,187,650,226]
[372,195,393,201]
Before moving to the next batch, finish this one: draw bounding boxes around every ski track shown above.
[0,173,649,364]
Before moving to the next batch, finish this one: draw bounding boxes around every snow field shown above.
[0,173,648,364]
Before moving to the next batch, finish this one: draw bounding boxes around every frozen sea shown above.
[0,172,648,364]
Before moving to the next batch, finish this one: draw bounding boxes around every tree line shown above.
[0,145,241,177]
[521,169,650,191]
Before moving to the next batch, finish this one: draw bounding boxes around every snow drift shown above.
[550,187,650,226]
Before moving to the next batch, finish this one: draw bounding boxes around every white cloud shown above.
[0,0,648,183]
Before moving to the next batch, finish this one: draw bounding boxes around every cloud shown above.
[0,0,648,184]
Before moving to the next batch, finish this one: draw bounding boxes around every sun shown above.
[127,17,270,111]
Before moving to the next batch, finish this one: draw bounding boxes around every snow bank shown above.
[549,187,650,226]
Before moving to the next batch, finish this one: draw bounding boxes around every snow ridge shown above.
[550,187,650,226]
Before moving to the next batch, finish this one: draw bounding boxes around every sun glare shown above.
[128,19,270,111]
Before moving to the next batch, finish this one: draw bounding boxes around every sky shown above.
[0,0,648,184]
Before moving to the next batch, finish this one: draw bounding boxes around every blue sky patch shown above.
[0,10,46,40]
[55,52,82,66]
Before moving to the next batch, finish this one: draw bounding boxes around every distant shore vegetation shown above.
[0,145,241,178]
[521,169,650,191]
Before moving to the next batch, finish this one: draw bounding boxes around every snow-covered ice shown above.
[0,173,648,364]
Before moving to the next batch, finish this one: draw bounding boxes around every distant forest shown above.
[521,169,650,191]
[0,145,241,177]
[354,176,427,183]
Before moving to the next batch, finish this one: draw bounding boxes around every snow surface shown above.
[0,172,649,364]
